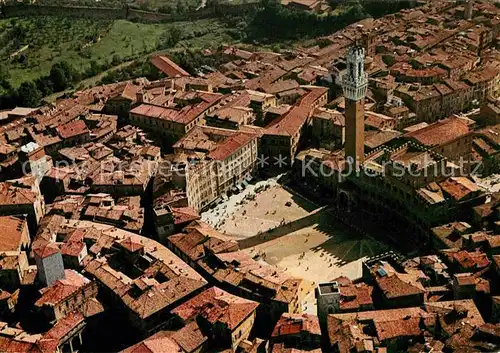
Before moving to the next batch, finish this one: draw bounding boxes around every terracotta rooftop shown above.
[172,287,259,330]
[265,106,311,137]
[0,143,16,156]
[312,108,344,126]
[42,311,85,346]
[454,273,476,287]
[271,313,321,338]
[425,299,485,333]
[0,183,38,205]
[168,321,207,353]
[122,321,208,353]
[377,273,425,299]
[212,251,306,305]
[365,130,401,150]
[120,237,144,253]
[439,177,480,201]
[33,241,60,259]
[263,80,300,95]
[374,317,422,341]
[207,132,256,161]
[442,249,490,271]
[168,224,238,263]
[405,117,469,146]
[150,55,190,78]
[297,86,328,107]
[365,111,396,130]
[171,207,200,225]
[130,94,222,126]
[0,216,27,252]
[35,270,90,307]
[121,330,185,353]
[339,283,374,311]
[56,120,89,140]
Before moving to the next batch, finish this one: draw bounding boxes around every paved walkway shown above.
[238,206,327,249]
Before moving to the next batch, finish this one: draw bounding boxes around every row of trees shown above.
[231,0,415,43]
[0,60,97,108]
[156,0,199,15]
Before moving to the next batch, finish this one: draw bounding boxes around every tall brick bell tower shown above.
[342,44,368,169]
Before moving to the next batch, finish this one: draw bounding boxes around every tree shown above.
[86,60,101,77]
[35,77,54,97]
[17,81,42,107]
[168,27,183,46]
[176,0,186,14]
[261,0,279,8]
[0,67,10,83]
[159,4,174,13]
[206,0,220,11]
[49,61,75,91]
[111,54,122,66]
[382,54,396,67]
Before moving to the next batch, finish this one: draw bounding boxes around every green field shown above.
[0,16,235,87]
[33,0,201,13]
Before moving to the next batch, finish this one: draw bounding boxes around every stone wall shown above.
[2,4,127,19]
[1,2,260,23]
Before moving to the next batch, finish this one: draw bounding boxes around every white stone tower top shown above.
[342,45,368,102]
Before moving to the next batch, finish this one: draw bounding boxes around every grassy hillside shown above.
[20,0,201,12]
[0,16,234,87]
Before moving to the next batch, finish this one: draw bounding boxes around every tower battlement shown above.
[342,45,368,102]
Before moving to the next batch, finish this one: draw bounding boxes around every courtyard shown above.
[201,178,391,314]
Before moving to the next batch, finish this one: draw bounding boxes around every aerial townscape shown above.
[0,0,500,352]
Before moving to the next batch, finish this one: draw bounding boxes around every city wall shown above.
[2,4,127,20]
[1,2,260,23]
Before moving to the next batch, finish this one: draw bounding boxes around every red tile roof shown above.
[265,106,311,137]
[444,249,490,271]
[120,237,144,253]
[271,313,321,338]
[33,241,60,259]
[35,270,89,307]
[172,207,200,225]
[56,120,89,139]
[150,55,190,78]
[60,240,85,257]
[168,226,237,262]
[172,287,259,330]
[298,87,328,108]
[377,274,425,299]
[0,216,27,252]
[439,177,480,201]
[339,283,374,311]
[0,183,38,205]
[168,321,208,353]
[130,94,222,126]
[374,317,422,341]
[117,82,140,102]
[122,324,208,353]
[122,331,183,353]
[405,117,469,146]
[207,132,256,161]
[44,311,85,341]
